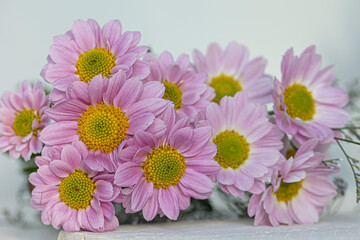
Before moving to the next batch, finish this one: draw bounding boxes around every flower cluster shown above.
[0,19,352,232]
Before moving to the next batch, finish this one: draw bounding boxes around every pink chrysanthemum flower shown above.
[197,92,283,198]
[114,106,220,221]
[40,71,169,172]
[280,134,330,160]
[144,51,214,121]
[41,19,149,103]
[273,46,349,144]
[248,139,338,226]
[0,81,50,160]
[30,141,122,232]
[192,42,272,104]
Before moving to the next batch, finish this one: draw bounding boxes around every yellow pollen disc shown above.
[58,169,97,210]
[213,130,250,169]
[161,80,183,110]
[209,74,242,103]
[283,83,315,121]
[13,109,41,137]
[75,47,116,83]
[274,179,303,202]
[286,148,297,159]
[142,145,186,189]
[77,102,129,153]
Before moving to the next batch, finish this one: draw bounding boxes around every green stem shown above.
[335,139,359,202]
[333,126,360,130]
[334,137,360,145]
[268,110,274,116]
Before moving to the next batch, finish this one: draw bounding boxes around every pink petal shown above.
[40,199,59,225]
[29,172,45,186]
[180,169,213,194]
[45,64,75,83]
[32,185,59,205]
[114,79,143,109]
[183,127,214,157]
[186,160,220,176]
[206,43,222,72]
[131,178,154,212]
[49,160,74,178]
[101,20,122,48]
[166,65,181,83]
[51,202,72,229]
[112,31,133,56]
[290,192,319,224]
[249,180,265,194]
[95,180,114,201]
[127,113,155,135]
[133,131,158,149]
[72,20,96,51]
[101,202,116,221]
[53,76,78,91]
[313,86,348,107]
[40,122,78,146]
[88,75,107,106]
[241,161,268,178]
[127,98,168,118]
[234,171,254,191]
[29,137,43,154]
[142,188,159,221]
[158,187,179,220]
[37,165,61,185]
[63,209,80,232]
[61,144,82,169]
[103,71,127,105]
[139,81,165,101]
[103,216,119,232]
[78,209,92,231]
[248,193,262,217]
[86,207,105,230]
[67,81,90,103]
[169,127,193,153]
[217,168,236,185]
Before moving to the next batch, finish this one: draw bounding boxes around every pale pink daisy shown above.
[114,106,220,221]
[192,42,272,104]
[248,139,338,226]
[280,134,330,160]
[197,92,283,198]
[144,51,214,121]
[0,81,50,160]
[40,71,169,172]
[41,19,149,103]
[29,141,122,232]
[273,46,349,144]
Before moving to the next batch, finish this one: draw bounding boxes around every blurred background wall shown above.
[0,0,359,231]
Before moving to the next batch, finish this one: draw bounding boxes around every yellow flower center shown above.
[286,148,297,159]
[13,109,40,137]
[283,83,315,121]
[142,145,186,189]
[209,74,242,103]
[213,130,250,169]
[75,48,116,83]
[274,180,303,202]
[161,81,183,110]
[77,102,129,153]
[58,169,97,210]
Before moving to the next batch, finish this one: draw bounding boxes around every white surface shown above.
[0,0,359,239]
[58,212,360,240]
[0,225,58,240]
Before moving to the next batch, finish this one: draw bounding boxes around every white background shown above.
[0,0,359,239]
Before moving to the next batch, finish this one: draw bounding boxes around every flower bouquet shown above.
[1,19,358,232]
